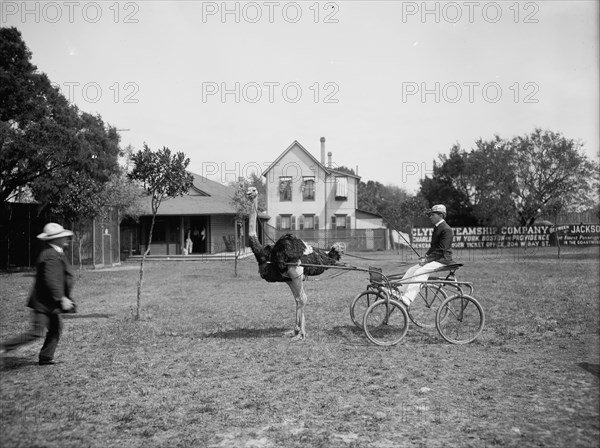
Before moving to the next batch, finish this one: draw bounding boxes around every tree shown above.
[464,137,519,227]
[49,164,144,269]
[418,129,599,227]
[510,128,599,226]
[419,145,479,226]
[49,171,105,269]
[397,195,429,233]
[357,180,387,214]
[229,178,253,277]
[334,165,357,176]
[1,27,120,206]
[376,184,410,231]
[31,111,121,209]
[128,144,194,320]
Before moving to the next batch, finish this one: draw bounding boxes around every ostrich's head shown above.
[328,242,345,260]
[246,187,258,201]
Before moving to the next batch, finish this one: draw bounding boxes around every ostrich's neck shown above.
[247,198,266,263]
[248,199,258,239]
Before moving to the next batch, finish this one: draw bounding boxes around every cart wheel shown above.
[408,284,448,329]
[363,299,409,346]
[436,294,485,344]
[350,290,386,330]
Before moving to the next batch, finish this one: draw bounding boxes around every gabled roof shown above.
[262,140,360,180]
[262,140,324,175]
[139,172,239,216]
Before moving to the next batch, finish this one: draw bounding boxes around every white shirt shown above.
[49,243,64,254]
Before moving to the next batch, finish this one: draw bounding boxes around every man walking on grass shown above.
[0,223,76,365]
[398,205,454,307]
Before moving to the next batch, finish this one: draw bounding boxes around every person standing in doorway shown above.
[0,223,76,365]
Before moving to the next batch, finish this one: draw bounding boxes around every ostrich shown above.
[246,187,343,341]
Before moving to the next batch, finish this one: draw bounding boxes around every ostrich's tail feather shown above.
[300,246,343,276]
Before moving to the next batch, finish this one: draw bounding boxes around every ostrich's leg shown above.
[286,266,306,341]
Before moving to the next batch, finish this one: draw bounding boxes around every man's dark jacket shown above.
[425,220,454,264]
[27,245,74,314]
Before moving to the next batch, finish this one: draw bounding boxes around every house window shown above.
[332,214,348,229]
[279,176,292,201]
[302,214,315,230]
[302,177,315,201]
[335,176,348,200]
[280,215,292,230]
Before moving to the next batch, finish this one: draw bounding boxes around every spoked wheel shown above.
[350,290,385,330]
[363,299,409,346]
[408,284,448,328]
[436,294,485,344]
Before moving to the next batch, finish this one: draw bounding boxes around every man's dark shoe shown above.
[39,360,57,366]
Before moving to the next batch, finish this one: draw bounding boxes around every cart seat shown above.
[368,266,384,283]
[428,263,463,280]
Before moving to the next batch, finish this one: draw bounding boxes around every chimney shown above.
[327,151,332,168]
[320,137,326,165]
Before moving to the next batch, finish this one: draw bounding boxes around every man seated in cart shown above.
[398,204,454,307]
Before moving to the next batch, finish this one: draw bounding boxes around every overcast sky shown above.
[4,1,599,192]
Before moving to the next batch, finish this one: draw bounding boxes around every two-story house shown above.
[262,138,361,248]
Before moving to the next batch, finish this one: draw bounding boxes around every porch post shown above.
[180,216,185,255]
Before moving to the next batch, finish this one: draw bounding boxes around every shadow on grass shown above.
[63,313,112,319]
[327,324,449,346]
[579,362,600,378]
[0,356,38,371]
[204,326,290,340]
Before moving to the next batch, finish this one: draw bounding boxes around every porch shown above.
[123,246,254,262]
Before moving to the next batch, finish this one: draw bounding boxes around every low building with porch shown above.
[120,172,248,258]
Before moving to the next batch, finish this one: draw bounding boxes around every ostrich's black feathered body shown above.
[249,233,342,282]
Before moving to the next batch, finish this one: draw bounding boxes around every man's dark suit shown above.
[425,220,453,265]
[3,244,74,363]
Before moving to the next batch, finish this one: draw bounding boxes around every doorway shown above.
[185,217,209,254]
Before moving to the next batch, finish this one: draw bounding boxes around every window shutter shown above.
[314,216,319,229]
[299,216,304,230]
[276,215,281,230]
[346,215,351,229]
[335,177,348,198]
[291,216,296,230]
[331,216,336,228]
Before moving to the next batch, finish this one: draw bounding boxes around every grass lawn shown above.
[1,247,599,447]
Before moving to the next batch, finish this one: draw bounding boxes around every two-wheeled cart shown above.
[349,264,484,346]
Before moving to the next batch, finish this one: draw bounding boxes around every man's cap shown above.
[425,204,447,216]
[37,223,74,241]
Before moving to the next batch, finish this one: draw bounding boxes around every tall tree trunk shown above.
[78,237,83,271]
[137,211,156,320]
[234,221,239,277]
[554,214,561,259]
